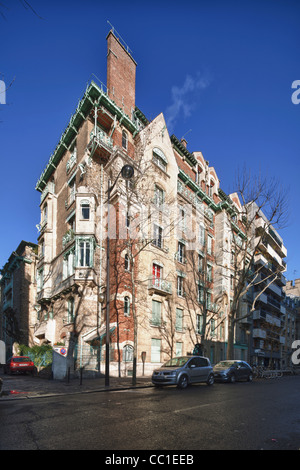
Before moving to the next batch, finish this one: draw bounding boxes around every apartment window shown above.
[206,292,212,309]
[199,223,205,246]
[63,248,75,279]
[40,239,45,258]
[177,242,185,263]
[37,268,44,292]
[207,264,213,282]
[67,213,75,232]
[66,142,77,172]
[153,148,167,172]
[176,308,183,331]
[78,240,91,267]
[124,296,130,317]
[197,283,204,304]
[176,342,183,357]
[210,319,216,337]
[81,200,90,220]
[177,275,184,297]
[68,175,76,205]
[195,165,202,185]
[220,322,224,340]
[151,338,161,362]
[207,235,212,255]
[198,253,204,272]
[196,314,203,335]
[208,181,215,198]
[123,344,133,362]
[151,300,161,326]
[122,130,128,150]
[153,224,163,249]
[42,203,48,223]
[179,207,186,233]
[67,297,75,323]
[126,211,130,229]
[154,185,165,207]
[125,253,130,271]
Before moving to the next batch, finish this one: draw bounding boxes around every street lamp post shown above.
[105,164,134,387]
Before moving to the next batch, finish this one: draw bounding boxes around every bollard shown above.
[80,367,83,386]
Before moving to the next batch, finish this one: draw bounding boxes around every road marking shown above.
[174,398,238,414]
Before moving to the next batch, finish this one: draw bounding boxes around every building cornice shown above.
[35,80,139,193]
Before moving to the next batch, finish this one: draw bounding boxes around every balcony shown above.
[88,126,113,162]
[253,328,266,339]
[40,182,55,203]
[254,253,268,268]
[148,277,172,296]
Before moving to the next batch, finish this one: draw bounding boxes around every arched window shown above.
[123,344,133,362]
[124,254,130,271]
[124,296,130,316]
[122,130,128,150]
[152,147,168,172]
[208,179,216,198]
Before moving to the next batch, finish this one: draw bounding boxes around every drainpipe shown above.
[99,163,104,331]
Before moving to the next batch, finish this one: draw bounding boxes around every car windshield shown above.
[215,361,236,369]
[12,357,30,363]
[162,357,189,367]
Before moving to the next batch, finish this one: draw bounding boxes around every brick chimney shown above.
[181,138,187,148]
[106,30,137,119]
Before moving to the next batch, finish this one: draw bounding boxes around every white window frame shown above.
[151,338,161,362]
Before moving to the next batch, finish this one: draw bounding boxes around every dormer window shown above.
[195,165,203,184]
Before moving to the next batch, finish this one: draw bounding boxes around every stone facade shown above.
[0,241,38,356]
[10,29,291,377]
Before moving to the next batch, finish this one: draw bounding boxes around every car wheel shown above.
[229,374,236,383]
[207,374,214,386]
[247,374,253,382]
[177,375,188,389]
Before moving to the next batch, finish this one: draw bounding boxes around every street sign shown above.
[53,346,68,357]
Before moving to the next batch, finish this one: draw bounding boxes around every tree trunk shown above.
[226,315,234,359]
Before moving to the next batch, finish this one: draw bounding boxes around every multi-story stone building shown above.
[248,210,287,368]
[26,28,292,378]
[0,241,38,356]
[34,30,251,376]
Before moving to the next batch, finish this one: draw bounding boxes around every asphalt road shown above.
[1,375,300,451]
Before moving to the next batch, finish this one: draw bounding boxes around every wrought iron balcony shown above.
[148,277,172,296]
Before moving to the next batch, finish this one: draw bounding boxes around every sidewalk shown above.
[0,373,153,401]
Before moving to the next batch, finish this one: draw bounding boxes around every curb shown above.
[0,382,154,401]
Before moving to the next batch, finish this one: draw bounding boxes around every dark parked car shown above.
[152,355,214,389]
[213,360,253,383]
[4,356,35,375]
[0,377,3,396]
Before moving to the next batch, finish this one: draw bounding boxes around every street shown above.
[1,375,300,451]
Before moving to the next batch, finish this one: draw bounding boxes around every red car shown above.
[4,356,35,375]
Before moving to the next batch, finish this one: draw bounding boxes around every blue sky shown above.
[0,0,299,280]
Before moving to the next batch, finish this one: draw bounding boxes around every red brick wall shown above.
[106,31,136,117]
